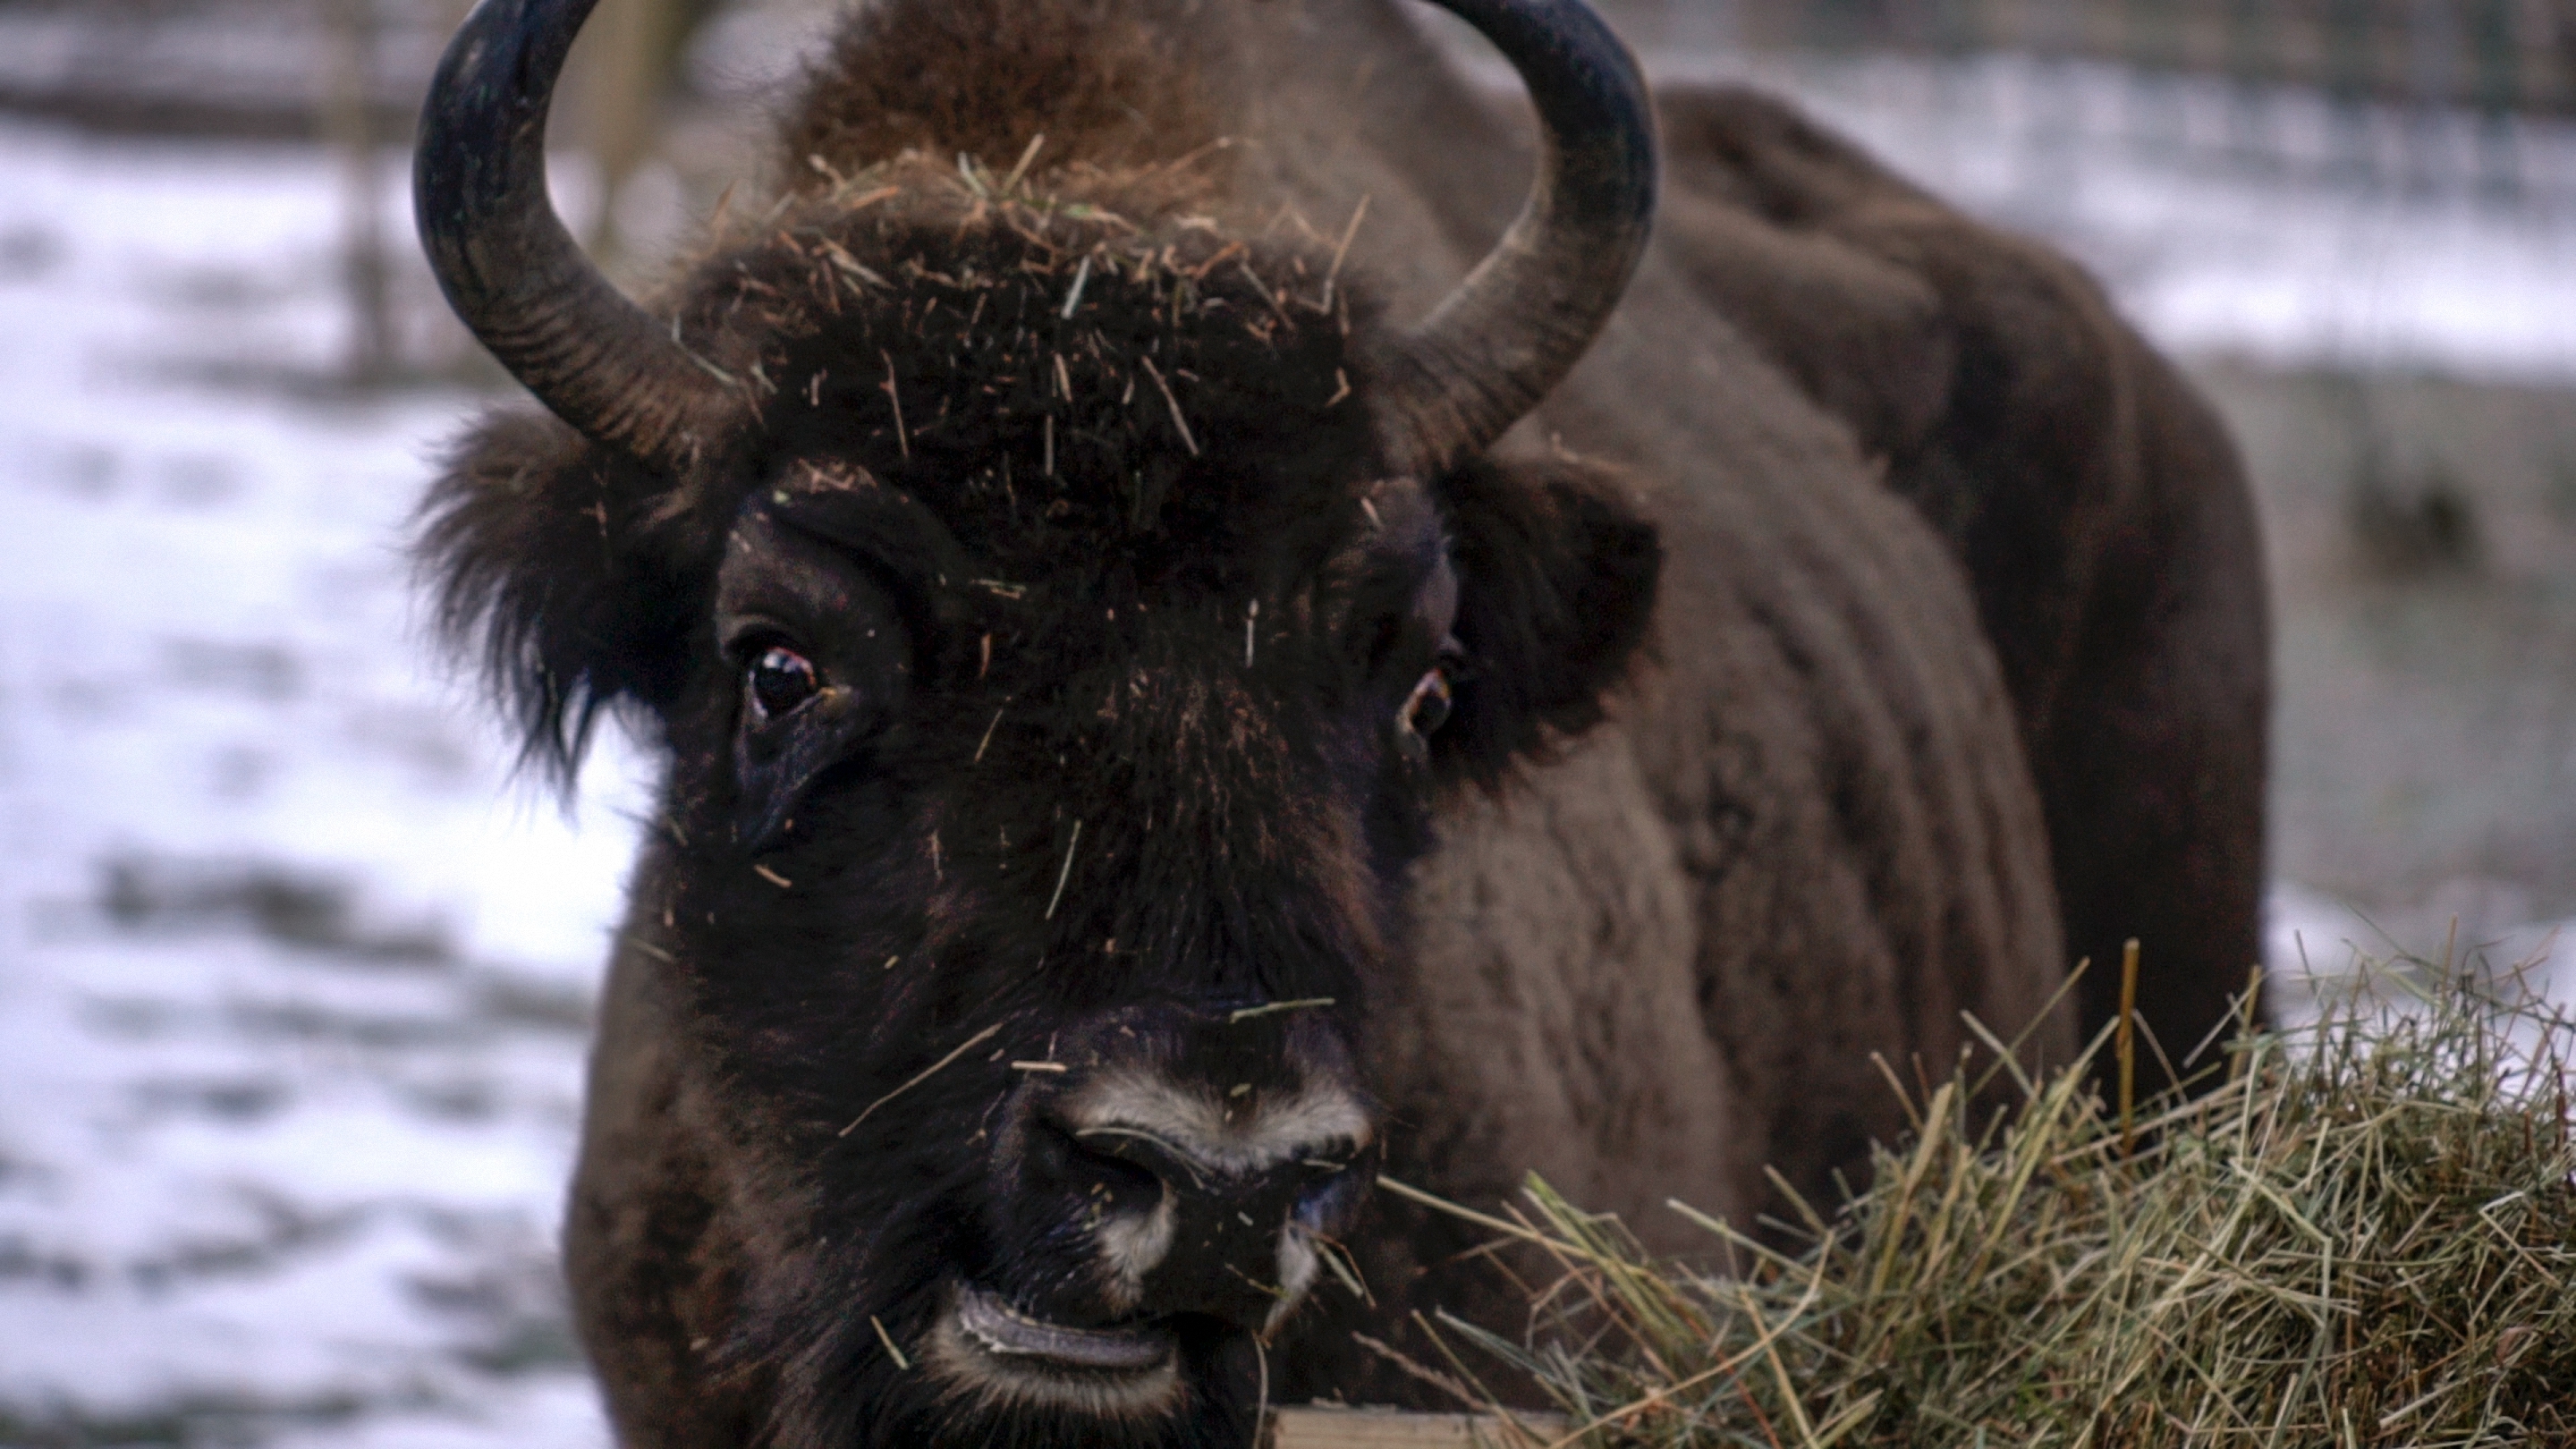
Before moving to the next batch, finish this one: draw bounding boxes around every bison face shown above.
[663,453,1459,1436]
[429,318,1650,1445]
[421,148,1653,1449]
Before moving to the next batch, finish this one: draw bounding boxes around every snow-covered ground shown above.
[1,39,2572,1444]
[0,122,634,1445]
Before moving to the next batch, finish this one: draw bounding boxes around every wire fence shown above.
[1611,0,2576,203]
[1710,0,2572,114]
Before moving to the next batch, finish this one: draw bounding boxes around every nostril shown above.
[1292,1157,1370,1233]
[1064,1121,1209,1191]
[1038,1120,1166,1210]
[1076,1140,1165,1200]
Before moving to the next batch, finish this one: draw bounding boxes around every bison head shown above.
[414,0,1657,1443]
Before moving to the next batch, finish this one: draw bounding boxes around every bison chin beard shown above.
[759,1277,1263,1449]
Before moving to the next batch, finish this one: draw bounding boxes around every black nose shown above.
[1064,1120,1370,1330]
[988,1001,1377,1333]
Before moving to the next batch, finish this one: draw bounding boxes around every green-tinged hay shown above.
[1415,962,2576,1447]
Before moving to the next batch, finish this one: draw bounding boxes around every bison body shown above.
[413,0,2264,1443]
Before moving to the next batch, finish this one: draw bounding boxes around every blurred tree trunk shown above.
[320,0,391,382]
[573,0,721,261]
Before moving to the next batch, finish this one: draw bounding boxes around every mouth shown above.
[949,1282,1176,1372]
[928,1280,1187,1415]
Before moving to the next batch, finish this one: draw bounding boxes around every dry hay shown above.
[1397,958,2576,1447]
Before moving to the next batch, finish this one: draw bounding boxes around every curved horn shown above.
[1376,0,1657,476]
[415,0,728,470]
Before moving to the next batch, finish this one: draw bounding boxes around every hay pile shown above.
[1416,963,2576,1446]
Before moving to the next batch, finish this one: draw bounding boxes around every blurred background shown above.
[1,0,2570,1442]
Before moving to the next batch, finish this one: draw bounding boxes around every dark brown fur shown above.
[1653,86,2270,1079]
[421,2,2264,1441]
[780,0,1228,174]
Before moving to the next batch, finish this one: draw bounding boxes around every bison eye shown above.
[1399,666,1453,738]
[747,646,821,720]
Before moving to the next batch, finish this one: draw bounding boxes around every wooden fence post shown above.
[1267,1406,1566,1448]
[320,0,392,381]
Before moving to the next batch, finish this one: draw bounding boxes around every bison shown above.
[411,0,2267,1443]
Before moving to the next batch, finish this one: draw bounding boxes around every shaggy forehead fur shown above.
[682,164,1385,597]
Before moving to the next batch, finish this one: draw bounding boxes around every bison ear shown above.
[1431,453,1661,786]
[417,410,707,785]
